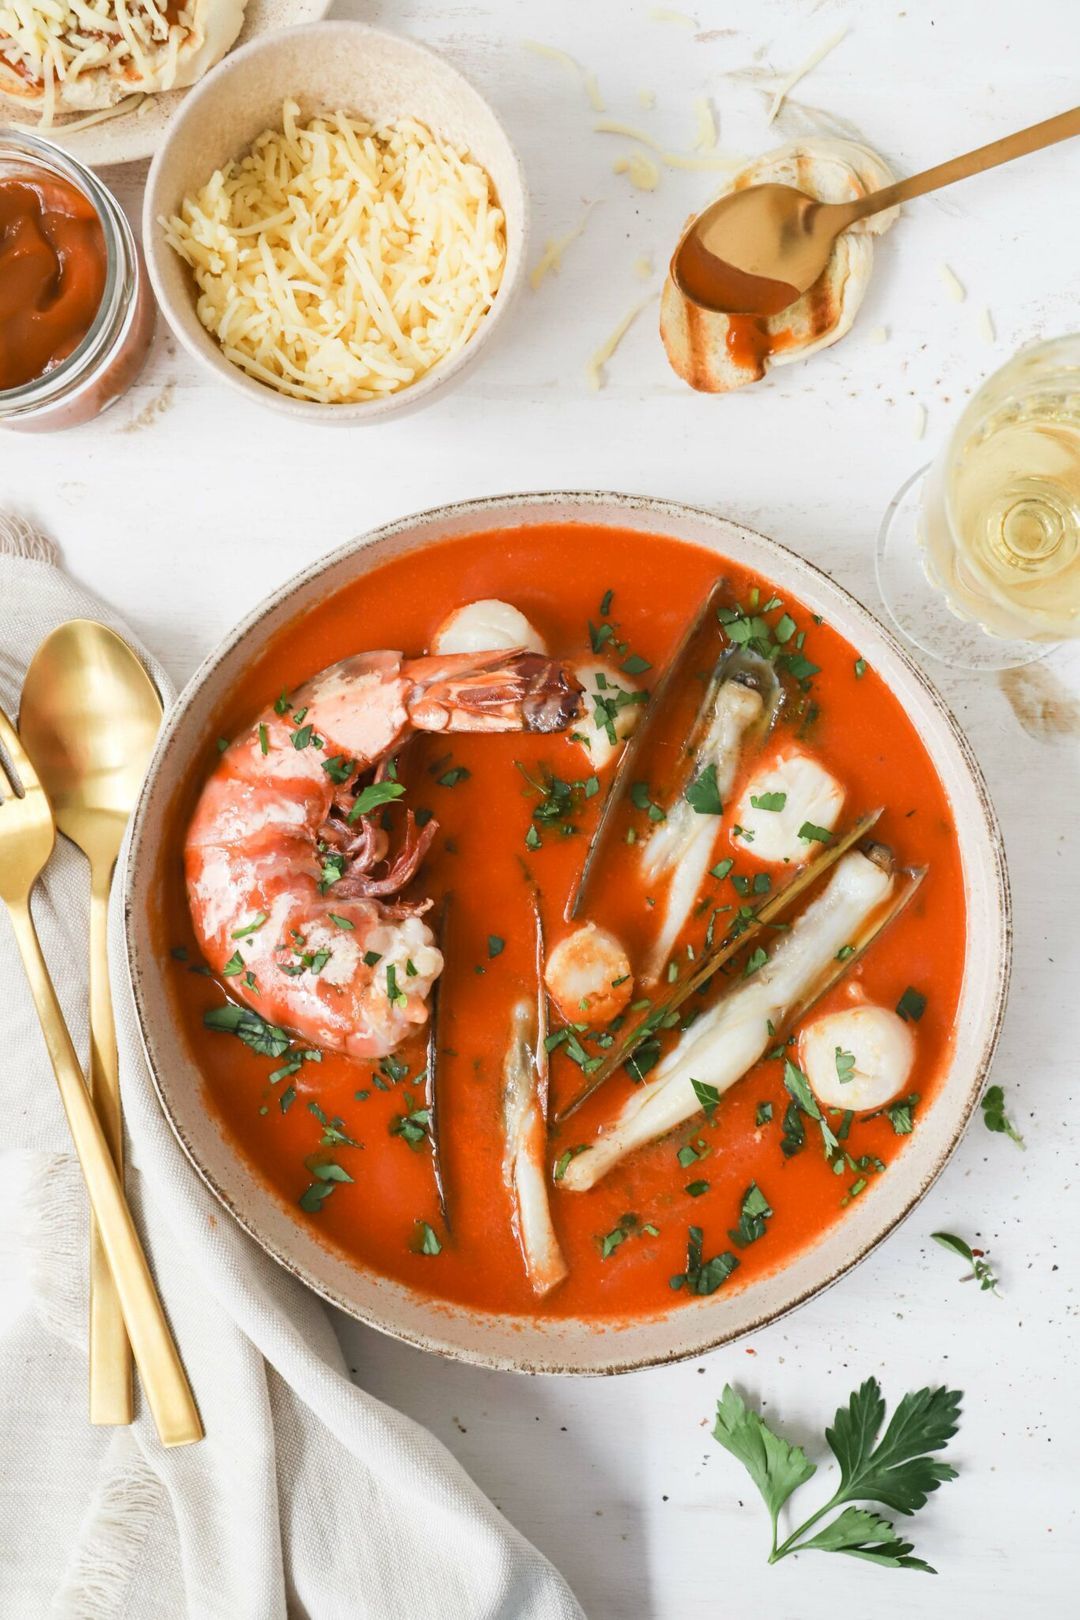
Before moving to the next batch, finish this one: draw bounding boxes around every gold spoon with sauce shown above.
[20,619,169,1429]
[672,105,1080,316]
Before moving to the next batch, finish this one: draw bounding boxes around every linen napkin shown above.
[0,518,585,1620]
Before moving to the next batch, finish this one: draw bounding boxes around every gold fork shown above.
[0,704,203,1447]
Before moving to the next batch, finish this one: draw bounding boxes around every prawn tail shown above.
[406,651,583,735]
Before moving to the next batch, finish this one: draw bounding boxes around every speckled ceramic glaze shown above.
[0,0,332,167]
[142,21,527,422]
[124,493,1011,1374]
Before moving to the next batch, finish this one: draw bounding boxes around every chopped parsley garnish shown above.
[291,722,321,750]
[553,1145,588,1182]
[854,658,867,679]
[780,1100,806,1157]
[710,857,734,881]
[298,1180,339,1213]
[363,949,383,967]
[437,766,471,788]
[750,791,787,812]
[733,824,755,843]
[589,619,614,653]
[221,952,244,976]
[525,823,542,851]
[685,762,723,816]
[798,822,833,844]
[232,912,267,938]
[599,588,614,616]
[321,754,356,784]
[390,1094,431,1150]
[204,1005,288,1057]
[279,1085,296,1114]
[980,1084,1024,1148]
[625,1036,661,1083]
[677,1140,708,1168]
[729,1182,773,1248]
[329,913,354,930]
[598,1213,640,1259]
[385,964,408,1011]
[318,850,346,891]
[411,1221,442,1256]
[630,780,666,822]
[932,1231,1000,1295]
[258,723,269,756]
[685,1179,710,1197]
[711,1377,961,1571]
[783,1059,837,1154]
[669,1225,739,1295]
[896,986,927,1023]
[273,691,290,715]
[691,1077,721,1120]
[744,946,768,977]
[835,1047,856,1085]
[836,944,855,961]
[778,652,821,683]
[620,652,652,676]
[348,780,406,823]
[487,934,505,959]
[756,1101,774,1126]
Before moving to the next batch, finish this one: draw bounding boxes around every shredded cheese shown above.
[649,7,696,28]
[586,293,655,391]
[978,306,996,344]
[530,207,593,290]
[637,88,656,110]
[593,118,741,173]
[912,403,927,440]
[523,39,604,112]
[938,262,966,303]
[0,0,203,121]
[613,151,661,191]
[633,255,653,279]
[869,324,889,345]
[691,95,716,152]
[767,27,848,124]
[162,104,506,406]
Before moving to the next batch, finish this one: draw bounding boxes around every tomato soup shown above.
[159,524,966,1320]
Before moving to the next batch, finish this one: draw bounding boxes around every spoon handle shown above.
[88,853,134,1426]
[839,104,1080,224]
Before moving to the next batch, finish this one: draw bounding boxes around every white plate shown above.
[0,0,331,167]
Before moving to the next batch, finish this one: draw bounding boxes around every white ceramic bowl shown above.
[124,493,1011,1374]
[142,21,527,423]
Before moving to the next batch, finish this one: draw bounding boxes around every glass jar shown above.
[0,129,156,431]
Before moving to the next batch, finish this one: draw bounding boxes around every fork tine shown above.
[0,703,34,797]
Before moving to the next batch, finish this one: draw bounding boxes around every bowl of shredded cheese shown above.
[143,21,525,419]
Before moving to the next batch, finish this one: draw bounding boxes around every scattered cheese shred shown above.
[633,255,654,279]
[593,119,741,172]
[938,263,966,303]
[912,403,927,440]
[767,27,848,124]
[691,95,717,152]
[530,208,594,291]
[523,39,604,112]
[586,294,655,391]
[637,88,657,109]
[660,148,744,172]
[613,151,661,191]
[649,7,697,27]
[978,306,996,344]
[594,117,665,153]
[161,103,506,406]
[13,90,147,133]
[869,324,889,345]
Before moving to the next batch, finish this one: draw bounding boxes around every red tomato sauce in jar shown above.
[0,174,107,390]
[156,524,966,1322]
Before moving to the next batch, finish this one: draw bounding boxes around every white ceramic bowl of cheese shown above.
[143,21,527,423]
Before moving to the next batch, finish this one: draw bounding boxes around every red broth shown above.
[157,524,965,1319]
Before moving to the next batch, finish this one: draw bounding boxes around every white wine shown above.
[920,336,1080,642]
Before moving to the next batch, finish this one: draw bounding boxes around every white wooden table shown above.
[5,2,1078,1613]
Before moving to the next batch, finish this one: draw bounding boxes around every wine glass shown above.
[876,334,1080,670]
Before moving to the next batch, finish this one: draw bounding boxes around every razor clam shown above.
[424,894,451,1229]
[555,808,883,1120]
[566,578,731,922]
[560,844,924,1193]
[502,902,568,1296]
[641,647,779,980]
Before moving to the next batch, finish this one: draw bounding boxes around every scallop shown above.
[731,749,844,864]
[544,923,633,1027]
[799,1003,916,1111]
[571,662,642,769]
[432,600,547,656]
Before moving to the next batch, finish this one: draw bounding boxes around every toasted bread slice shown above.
[660,139,897,394]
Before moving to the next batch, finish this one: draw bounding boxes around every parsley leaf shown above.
[691,1077,721,1119]
[980,1084,1024,1148]
[750,790,787,812]
[712,1377,961,1570]
[685,763,723,816]
[896,986,927,1023]
[347,780,406,823]
[932,1231,1000,1294]
[728,1182,773,1248]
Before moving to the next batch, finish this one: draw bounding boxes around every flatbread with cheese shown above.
[660,139,898,394]
[0,0,247,122]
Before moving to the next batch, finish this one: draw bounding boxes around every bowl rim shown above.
[141,18,528,423]
[124,490,1012,1373]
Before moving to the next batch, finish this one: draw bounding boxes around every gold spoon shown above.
[672,105,1080,316]
[20,619,166,1429]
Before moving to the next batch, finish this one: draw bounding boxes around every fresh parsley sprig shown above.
[712,1377,961,1572]
[932,1231,1000,1295]
[980,1084,1025,1149]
